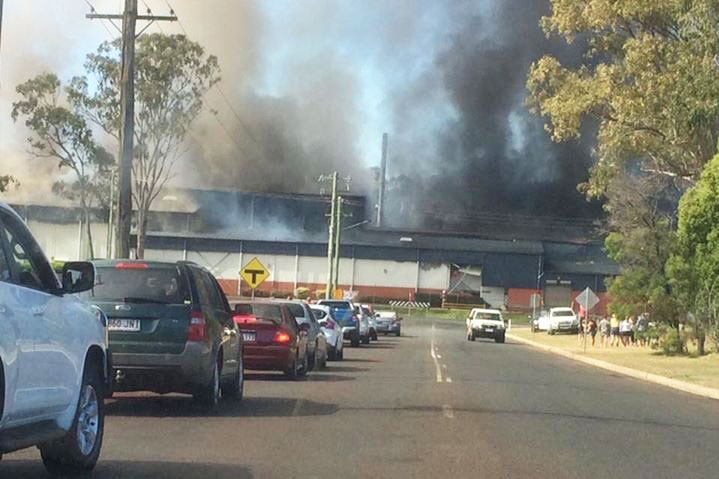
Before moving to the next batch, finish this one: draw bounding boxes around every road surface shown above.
[3,317,719,478]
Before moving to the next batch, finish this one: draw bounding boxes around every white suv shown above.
[0,203,111,475]
[466,308,506,343]
[547,307,579,335]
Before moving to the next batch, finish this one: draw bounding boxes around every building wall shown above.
[27,220,110,260]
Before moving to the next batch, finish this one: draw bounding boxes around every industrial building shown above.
[6,188,618,313]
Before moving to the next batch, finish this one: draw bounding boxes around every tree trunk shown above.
[81,197,95,260]
[697,329,706,356]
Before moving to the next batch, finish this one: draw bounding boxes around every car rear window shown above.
[552,309,575,317]
[475,312,501,320]
[84,266,190,304]
[249,304,283,324]
[287,304,305,318]
[319,300,351,309]
[311,308,327,319]
[234,303,253,315]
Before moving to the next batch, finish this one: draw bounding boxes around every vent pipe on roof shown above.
[376,133,388,227]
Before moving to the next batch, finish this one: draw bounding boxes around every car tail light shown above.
[187,311,207,342]
[233,314,256,324]
[115,262,149,269]
[273,331,291,344]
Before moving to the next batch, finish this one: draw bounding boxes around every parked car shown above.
[546,307,579,335]
[230,301,310,379]
[85,260,243,409]
[317,299,365,347]
[285,300,327,370]
[466,308,505,343]
[310,305,344,360]
[532,309,550,332]
[361,304,378,340]
[0,202,111,475]
[374,311,402,336]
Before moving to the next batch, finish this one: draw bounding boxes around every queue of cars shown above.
[0,201,402,475]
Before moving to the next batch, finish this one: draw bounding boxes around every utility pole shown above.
[376,133,388,227]
[332,196,343,290]
[324,172,338,299]
[86,0,176,258]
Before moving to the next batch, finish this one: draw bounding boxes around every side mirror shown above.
[62,261,95,294]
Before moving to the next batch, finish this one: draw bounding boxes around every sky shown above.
[0,0,600,223]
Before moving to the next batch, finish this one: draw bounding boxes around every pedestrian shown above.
[635,314,648,346]
[577,315,586,345]
[599,316,610,348]
[619,317,632,347]
[587,317,597,347]
[610,313,620,347]
[628,316,636,346]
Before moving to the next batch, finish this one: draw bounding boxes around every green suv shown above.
[83,260,243,408]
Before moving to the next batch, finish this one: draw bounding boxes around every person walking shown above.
[610,314,620,347]
[628,316,636,346]
[635,314,648,346]
[619,317,632,347]
[599,316,610,348]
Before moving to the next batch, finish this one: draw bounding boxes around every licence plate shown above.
[242,331,256,342]
[108,319,141,332]
[485,328,494,333]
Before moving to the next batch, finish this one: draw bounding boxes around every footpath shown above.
[508,328,719,401]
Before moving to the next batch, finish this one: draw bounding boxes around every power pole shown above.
[376,133,388,227]
[324,172,338,299]
[86,0,176,258]
[332,196,343,290]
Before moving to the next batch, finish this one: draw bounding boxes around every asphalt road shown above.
[3,317,719,478]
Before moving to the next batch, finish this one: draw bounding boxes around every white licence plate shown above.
[108,319,141,332]
[485,328,494,333]
[242,331,256,342]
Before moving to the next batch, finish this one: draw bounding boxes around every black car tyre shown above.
[337,347,344,360]
[285,357,300,380]
[194,360,221,409]
[40,363,104,476]
[351,336,360,347]
[470,331,476,341]
[297,354,309,378]
[221,354,244,401]
[307,350,316,371]
[328,347,337,361]
[371,330,378,341]
[495,334,505,344]
[362,335,370,345]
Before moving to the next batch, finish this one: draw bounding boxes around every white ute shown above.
[0,202,111,475]
[466,308,506,343]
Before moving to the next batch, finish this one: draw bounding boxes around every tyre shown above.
[548,328,555,336]
[297,354,309,378]
[351,336,360,347]
[328,347,337,361]
[284,356,300,380]
[319,349,328,370]
[40,363,104,476]
[337,346,344,360]
[221,354,244,401]
[371,330,378,341]
[307,349,316,371]
[395,331,401,337]
[495,334,505,344]
[361,334,370,345]
[467,331,472,341]
[194,359,221,409]
[470,331,476,341]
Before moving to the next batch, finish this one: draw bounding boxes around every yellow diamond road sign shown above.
[240,257,270,290]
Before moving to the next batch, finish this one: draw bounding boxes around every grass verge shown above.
[509,329,719,390]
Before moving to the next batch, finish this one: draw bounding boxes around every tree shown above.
[603,172,680,326]
[669,152,719,354]
[0,175,17,192]
[68,33,220,258]
[11,73,113,259]
[527,0,719,196]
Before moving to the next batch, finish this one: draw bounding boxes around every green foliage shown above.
[669,152,719,353]
[528,0,719,195]
[67,34,220,258]
[11,73,113,259]
[652,325,688,356]
[294,287,310,300]
[0,175,18,192]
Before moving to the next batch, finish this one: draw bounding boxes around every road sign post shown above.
[575,287,600,353]
[240,257,270,300]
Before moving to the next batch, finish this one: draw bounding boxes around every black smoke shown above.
[384,0,601,229]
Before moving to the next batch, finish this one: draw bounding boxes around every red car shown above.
[231,301,309,379]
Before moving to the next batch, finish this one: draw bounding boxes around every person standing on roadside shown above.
[610,313,620,347]
[587,317,598,347]
[628,316,636,346]
[635,314,648,346]
[619,317,632,347]
[599,316,610,348]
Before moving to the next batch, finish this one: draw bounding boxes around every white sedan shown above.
[311,305,344,360]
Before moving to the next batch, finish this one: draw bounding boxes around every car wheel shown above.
[351,336,360,347]
[307,350,316,371]
[40,363,104,476]
[470,331,476,341]
[362,334,370,345]
[194,360,221,409]
[297,354,309,378]
[319,349,328,369]
[328,347,337,361]
[337,346,344,360]
[284,357,300,380]
[221,354,244,401]
[495,334,505,344]
[467,331,472,341]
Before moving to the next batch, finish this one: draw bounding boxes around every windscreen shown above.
[250,304,283,324]
[234,303,253,315]
[475,312,501,321]
[83,266,189,304]
[552,309,575,317]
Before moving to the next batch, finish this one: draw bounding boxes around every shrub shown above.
[294,287,310,300]
[650,325,687,356]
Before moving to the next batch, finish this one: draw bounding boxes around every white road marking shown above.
[292,399,303,417]
[442,404,455,419]
[430,324,443,383]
